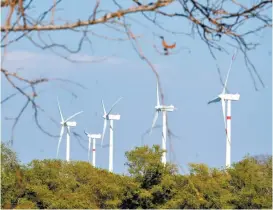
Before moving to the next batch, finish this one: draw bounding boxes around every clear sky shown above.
[1,1,272,174]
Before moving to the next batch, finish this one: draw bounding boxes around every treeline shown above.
[1,143,272,209]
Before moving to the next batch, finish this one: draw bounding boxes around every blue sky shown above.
[1,1,272,174]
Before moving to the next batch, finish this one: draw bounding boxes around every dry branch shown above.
[1,1,174,32]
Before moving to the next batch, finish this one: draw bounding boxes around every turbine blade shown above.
[56,126,64,158]
[222,48,238,94]
[208,97,221,104]
[101,99,106,115]
[107,97,123,115]
[101,119,107,146]
[150,111,159,135]
[57,97,64,122]
[65,111,83,122]
[156,81,160,106]
[66,126,70,134]
[88,137,91,162]
[221,99,231,145]
[221,99,227,130]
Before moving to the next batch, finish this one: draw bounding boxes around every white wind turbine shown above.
[84,131,101,167]
[150,81,177,165]
[208,49,240,168]
[56,98,83,162]
[101,97,123,172]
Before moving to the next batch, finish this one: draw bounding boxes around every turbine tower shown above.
[150,81,176,165]
[208,49,240,168]
[101,97,123,172]
[56,98,83,162]
[84,131,102,167]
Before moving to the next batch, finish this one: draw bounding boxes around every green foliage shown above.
[125,145,177,188]
[1,144,272,209]
[123,145,179,208]
[186,164,234,208]
[21,160,130,209]
[15,198,37,209]
[227,155,272,209]
[1,143,25,208]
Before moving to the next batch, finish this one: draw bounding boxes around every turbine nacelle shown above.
[60,120,77,127]
[66,121,77,127]
[88,133,102,139]
[103,114,121,121]
[84,130,102,139]
[155,105,176,112]
[219,93,240,101]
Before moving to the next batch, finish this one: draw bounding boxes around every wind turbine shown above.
[208,49,240,168]
[84,131,102,167]
[101,97,123,172]
[56,98,83,162]
[150,81,176,165]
